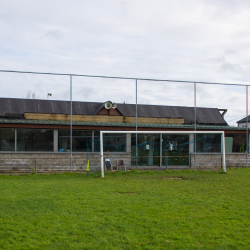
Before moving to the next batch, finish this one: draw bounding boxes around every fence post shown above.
[166,156,168,169]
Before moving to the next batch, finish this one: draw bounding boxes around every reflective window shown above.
[103,133,126,152]
[131,134,160,166]
[162,134,189,166]
[196,134,221,153]
[94,132,126,152]
[225,134,246,153]
[93,131,100,152]
[58,130,92,152]
[17,129,53,151]
[0,128,15,151]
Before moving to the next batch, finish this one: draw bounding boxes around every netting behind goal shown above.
[99,131,226,177]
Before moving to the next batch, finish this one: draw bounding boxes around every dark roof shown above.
[0,98,228,126]
[237,116,250,123]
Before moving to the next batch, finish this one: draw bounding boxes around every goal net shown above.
[99,131,226,177]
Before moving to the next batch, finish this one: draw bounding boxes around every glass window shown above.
[103,133,126,152]
[162,134,189,166]
[94,131,100,152]
[94,132,126,152]
[0,128,15,151]
[58,130,92,152]
[17,129,53,151]
[225,134,246,153]
[196,134,221,153]
[131,134,160,166]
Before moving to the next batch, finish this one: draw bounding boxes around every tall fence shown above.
[0,70,249,174]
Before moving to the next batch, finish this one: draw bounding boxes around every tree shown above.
[26,91,39,99]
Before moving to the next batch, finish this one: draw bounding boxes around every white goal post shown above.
[100,131,226,177]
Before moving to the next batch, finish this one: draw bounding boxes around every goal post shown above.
[100,131,226,177]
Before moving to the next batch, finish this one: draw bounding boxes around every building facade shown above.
[237,116,250,128]
[0,98,249,173]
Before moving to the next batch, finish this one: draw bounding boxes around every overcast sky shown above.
[1,0,250,125]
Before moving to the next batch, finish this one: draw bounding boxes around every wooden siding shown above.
[24,113,184,125]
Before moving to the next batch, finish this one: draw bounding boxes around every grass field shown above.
[0,169,250,249]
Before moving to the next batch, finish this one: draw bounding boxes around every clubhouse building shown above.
[0,97,249,172]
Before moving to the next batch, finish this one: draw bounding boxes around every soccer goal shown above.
[100,131,226,177]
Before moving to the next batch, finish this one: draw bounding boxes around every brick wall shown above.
[225,154,250,168]
[0,153,131,173]
[190,153,223,170]
[0,152,249,173]
[190,153,250,170]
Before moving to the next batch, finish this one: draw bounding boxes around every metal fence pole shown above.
[14,128,17,152]
[246,86,248,167]
[160,134,162,167]
[70,75,72,172]
[194,82,197,169]
[136,79,138,170]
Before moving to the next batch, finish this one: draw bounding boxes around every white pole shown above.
[221,131,226,172]
[99,131,224,135]
[246,86,248,167]
[70,75,72,172]
[136,79,138,170]
[100,131,104,178]
[194,82,197,169]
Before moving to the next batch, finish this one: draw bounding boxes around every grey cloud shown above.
[225,49,238,55]
[42,30,64,40]
[207,56,225,64]
[218,62,243,74]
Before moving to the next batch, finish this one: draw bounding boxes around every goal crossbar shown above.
[100,130,226,177]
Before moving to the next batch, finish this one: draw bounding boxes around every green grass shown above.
[0,169,250,249]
